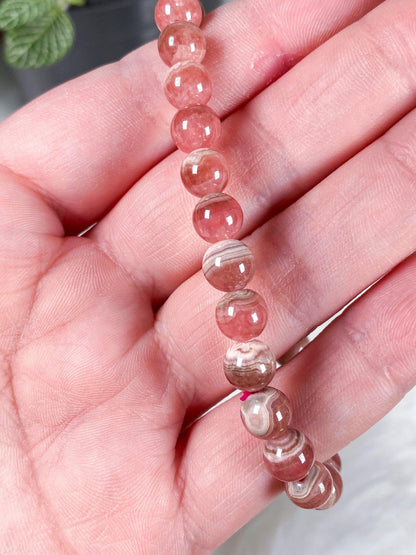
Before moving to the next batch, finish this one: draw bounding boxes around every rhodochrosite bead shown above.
[193,193,243,242]
[316,462,343,510]
[327,453,342,472]
[224,340,276,391]
[181,148,229,197]
[171,105,221,152]
[240,387,292,438]
[165,62,212,109]
[285,462,333,509]
[158,22,206,67]
[263,429,315,482]
[202,240,254,291]
[216,289,268,341]
[155,0,204,31]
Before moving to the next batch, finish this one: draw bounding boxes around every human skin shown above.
[0,0,416,552]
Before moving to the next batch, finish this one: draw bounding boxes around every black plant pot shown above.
[11,0,229,101]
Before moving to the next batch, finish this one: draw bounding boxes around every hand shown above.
[0,0,415,552]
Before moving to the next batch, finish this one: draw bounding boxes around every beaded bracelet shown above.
[154,0,343,511]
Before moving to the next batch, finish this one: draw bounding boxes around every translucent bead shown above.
[193,193,243,242]
[171,105,221,152]
[263,429,315,482]
[216,289,268,341]
[240,387,292,438]
[155,0,204,31]
[316,462,343,510]
[224,341,275,391]
[158,22,206,67]
[327,453,342,472]
[181,148,229,197]
[202,240,254,292]
[165,62,212,109]
[285,462,333,509]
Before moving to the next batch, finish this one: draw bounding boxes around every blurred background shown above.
[1,1,416,554]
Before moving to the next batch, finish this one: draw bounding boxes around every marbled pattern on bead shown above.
[181,148,229,197]
[171,105,221,152]
[155,0,204,31]
[202,240,254,291]
[263,429,315,482]
[216,289,268,341]
[223,341,276,392]
[158,22,206,67]
[240,386,292,438]
[165,62,212,109]
[193,193,243,242]
[285,461,333,509]
[316,463,343,510]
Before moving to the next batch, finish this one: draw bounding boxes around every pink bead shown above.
[158,22,206,67]
[216,289,268,341]
[316,463,343,510]
[165,62,212,109]
[327,453,342,472]
[171,105,221,152]
[285,462,333,509]
[263,429,315,482]
[225,341,276,392]
[203,240,254,291]
[181,148,229,197]
[240,387,292,438]
[155,0,204,31]
[193,193,243,242]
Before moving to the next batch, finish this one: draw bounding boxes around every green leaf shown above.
[0,0,57,31]
[4,6,75,69]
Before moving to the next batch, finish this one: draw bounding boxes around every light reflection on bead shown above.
[263,429,315,482]
[165,62,212,108]
[285,461,333,509]
[158,22,206,67]
[181,148,229,197]
[240,386,292,437]
[216,289,268,341]
[171,105,221,152]
[203,240,254,291]
[155,0,204,31]
[193,193,242,242]
[316,462,343,510]
[224,340,275,392]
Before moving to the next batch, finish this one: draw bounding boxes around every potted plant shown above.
[0,0,228,101]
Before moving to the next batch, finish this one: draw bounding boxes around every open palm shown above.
[1,0,416,552]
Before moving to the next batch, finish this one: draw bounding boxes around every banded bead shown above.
[193,193,243,243]
[181,149,229,197]
[202,240,254,292]
[316,462,343,510]
[171,105,221,152]
[165,62,212,109]
[263,429,315,482]
[158,22,206,67]
[224,340,276,392]
[240,386,292,438]
[285,461,333,509]
[216,289,268,341]
[155,0,204,31]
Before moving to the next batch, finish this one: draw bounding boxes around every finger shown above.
[93,0,414,302]
[155,100,416,420]
[0,0,378,232]
[178,252,416,552]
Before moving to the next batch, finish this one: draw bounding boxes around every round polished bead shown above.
[171,105,221,152]
[316,463,343,510]
[285,462,333,509]
[202,240,254,292]
[216,289,268,341]
[263,429,315,482]
[224,341,275,392]
[193,193,243,242]
[240,387,292,438]
[155,0,204,31]
[165,62,212,109]
[181,149,229,197]
[327,453,342,472]
[158,22,206,67]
